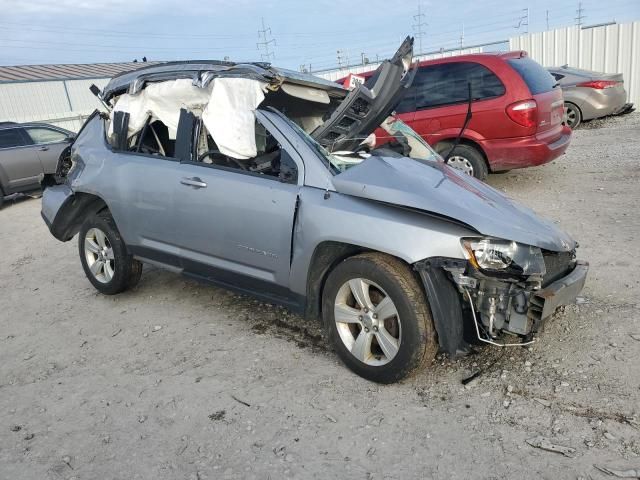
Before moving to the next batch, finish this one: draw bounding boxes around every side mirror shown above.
[65,135,75,143]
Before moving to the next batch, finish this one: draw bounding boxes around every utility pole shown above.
[575,2,586,27]
[413,2,427,55]
[337,50,347,68]
[459,23,464,50]
[257,17,276,62]
[361,52,369,65]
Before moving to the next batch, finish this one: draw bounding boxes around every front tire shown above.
[322,253,437,383]
[78,210,142,295]
[437,143,488,181]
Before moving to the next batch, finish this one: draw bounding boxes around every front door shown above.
[173,113,302,300]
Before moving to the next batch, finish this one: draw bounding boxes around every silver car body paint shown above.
[548,66,628,120]
[40,38,590,362]
[45,111,477,297]
[0,124,72,195]
[331,155,575,252]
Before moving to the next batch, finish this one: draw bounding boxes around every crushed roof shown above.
[0,61,165,83]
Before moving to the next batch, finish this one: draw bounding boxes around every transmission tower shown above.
[257,17,276,62]
[515,8,529,34]
[336,50,348,68]
[413,2,427,55]
[546,10,550,30]
[575,2,586,26]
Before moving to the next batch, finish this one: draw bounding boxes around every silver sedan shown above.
[548,66,634,128]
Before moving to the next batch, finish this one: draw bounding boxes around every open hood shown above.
[310,37,415,152]
[332,156,576,252]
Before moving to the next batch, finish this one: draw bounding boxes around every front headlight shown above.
[461,238,546,276]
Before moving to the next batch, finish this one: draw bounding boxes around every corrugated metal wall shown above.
[315,46,490,81]
[0,78,109,131]
[510,21,640,105]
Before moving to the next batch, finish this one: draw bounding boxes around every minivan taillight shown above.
[506,100,537,128]
[577,80,619,89]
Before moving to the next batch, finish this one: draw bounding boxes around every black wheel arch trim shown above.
[414,257,470,356]
[48,192,109,242]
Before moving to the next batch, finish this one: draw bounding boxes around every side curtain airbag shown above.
[201,78,266,159]
[109,79,211,139]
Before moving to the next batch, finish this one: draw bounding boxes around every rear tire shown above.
[437,143,488,181]
[78,210,142,295]
[322,252,437,383]
[564,102,582,129]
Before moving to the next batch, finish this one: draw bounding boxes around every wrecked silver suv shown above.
[41,39,588,383]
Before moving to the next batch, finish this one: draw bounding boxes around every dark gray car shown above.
[40,40,588,383]
[0,122,74,207]
[548,66,633,128]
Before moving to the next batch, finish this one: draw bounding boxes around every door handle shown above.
[180,177,207,189]
[39,146,49,152]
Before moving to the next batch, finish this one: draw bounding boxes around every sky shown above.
[0,0,638,72]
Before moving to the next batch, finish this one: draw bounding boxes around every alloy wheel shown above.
[446,155,474,176]
[334,278,401,366]
[84,227,115,283]
[565,105,579,128]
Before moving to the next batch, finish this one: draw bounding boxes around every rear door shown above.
[0,127,42,193]
[22,126,72,174]
[507,57,564,139]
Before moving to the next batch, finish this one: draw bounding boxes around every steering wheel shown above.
[198,149,225,162]
[139,145,162,156]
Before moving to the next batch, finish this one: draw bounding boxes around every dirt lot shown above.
[1,114,639,480]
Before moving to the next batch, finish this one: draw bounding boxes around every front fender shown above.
[289,187,476,296]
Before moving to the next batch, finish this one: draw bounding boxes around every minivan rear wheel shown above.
[437,143,488,181]
[322,252,437,383]
[78,211,142,295]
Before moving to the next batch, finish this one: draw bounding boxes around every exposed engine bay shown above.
[444,242,580,348]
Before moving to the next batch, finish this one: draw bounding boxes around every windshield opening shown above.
[271,108,442,175]
[328,117,442,172]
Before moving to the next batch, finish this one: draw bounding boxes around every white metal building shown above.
[314,21,639,106]
[0,62,160,131]
[510,21,640,106]
[313,43,502,81]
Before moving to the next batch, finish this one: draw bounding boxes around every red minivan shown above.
[345,51,572,180]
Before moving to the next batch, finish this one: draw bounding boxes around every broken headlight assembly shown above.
[461,238,546,278]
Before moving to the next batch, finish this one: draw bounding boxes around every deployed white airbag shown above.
[201,78,266,159]
[110,77,266,159]
[110,79,211,138]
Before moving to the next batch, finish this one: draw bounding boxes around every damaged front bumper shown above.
[529,260,588,322]
[415,257,589,355]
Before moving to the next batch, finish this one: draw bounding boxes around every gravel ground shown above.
[1,114,639,480]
